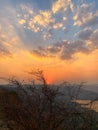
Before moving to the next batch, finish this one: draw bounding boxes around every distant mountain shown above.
[0,84,98,101]
[58,85,98,100]
[84,84,98,93]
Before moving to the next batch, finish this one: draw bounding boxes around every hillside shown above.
[0,85,98,130]
[0,84,98,100]
[0,88,24,130]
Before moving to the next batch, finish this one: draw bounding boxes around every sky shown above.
[0,0,98,84]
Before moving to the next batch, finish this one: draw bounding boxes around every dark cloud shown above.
[77,28,93,40]
[31,46,56,58]
[47,44,61,53]
[60,40,91,60]
[90,29,98,47]
[32,49,47,57]
[86,16,98,27]
[31,40,93,60]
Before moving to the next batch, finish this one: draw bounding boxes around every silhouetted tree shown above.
[2,70,98,130]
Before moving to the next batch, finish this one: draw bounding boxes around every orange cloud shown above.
[0,49,98,84]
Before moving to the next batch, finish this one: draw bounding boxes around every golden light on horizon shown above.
[0,0,98,84]
[0,49,98,84]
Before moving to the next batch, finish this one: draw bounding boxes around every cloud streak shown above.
[32,27,98,60]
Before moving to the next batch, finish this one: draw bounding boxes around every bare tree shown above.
[2,70,98,130]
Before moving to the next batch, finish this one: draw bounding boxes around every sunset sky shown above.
[0,0,98,84]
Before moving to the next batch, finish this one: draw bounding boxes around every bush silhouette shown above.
[2,70,98,130]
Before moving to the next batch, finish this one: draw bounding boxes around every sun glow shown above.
[0,0,98,84]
